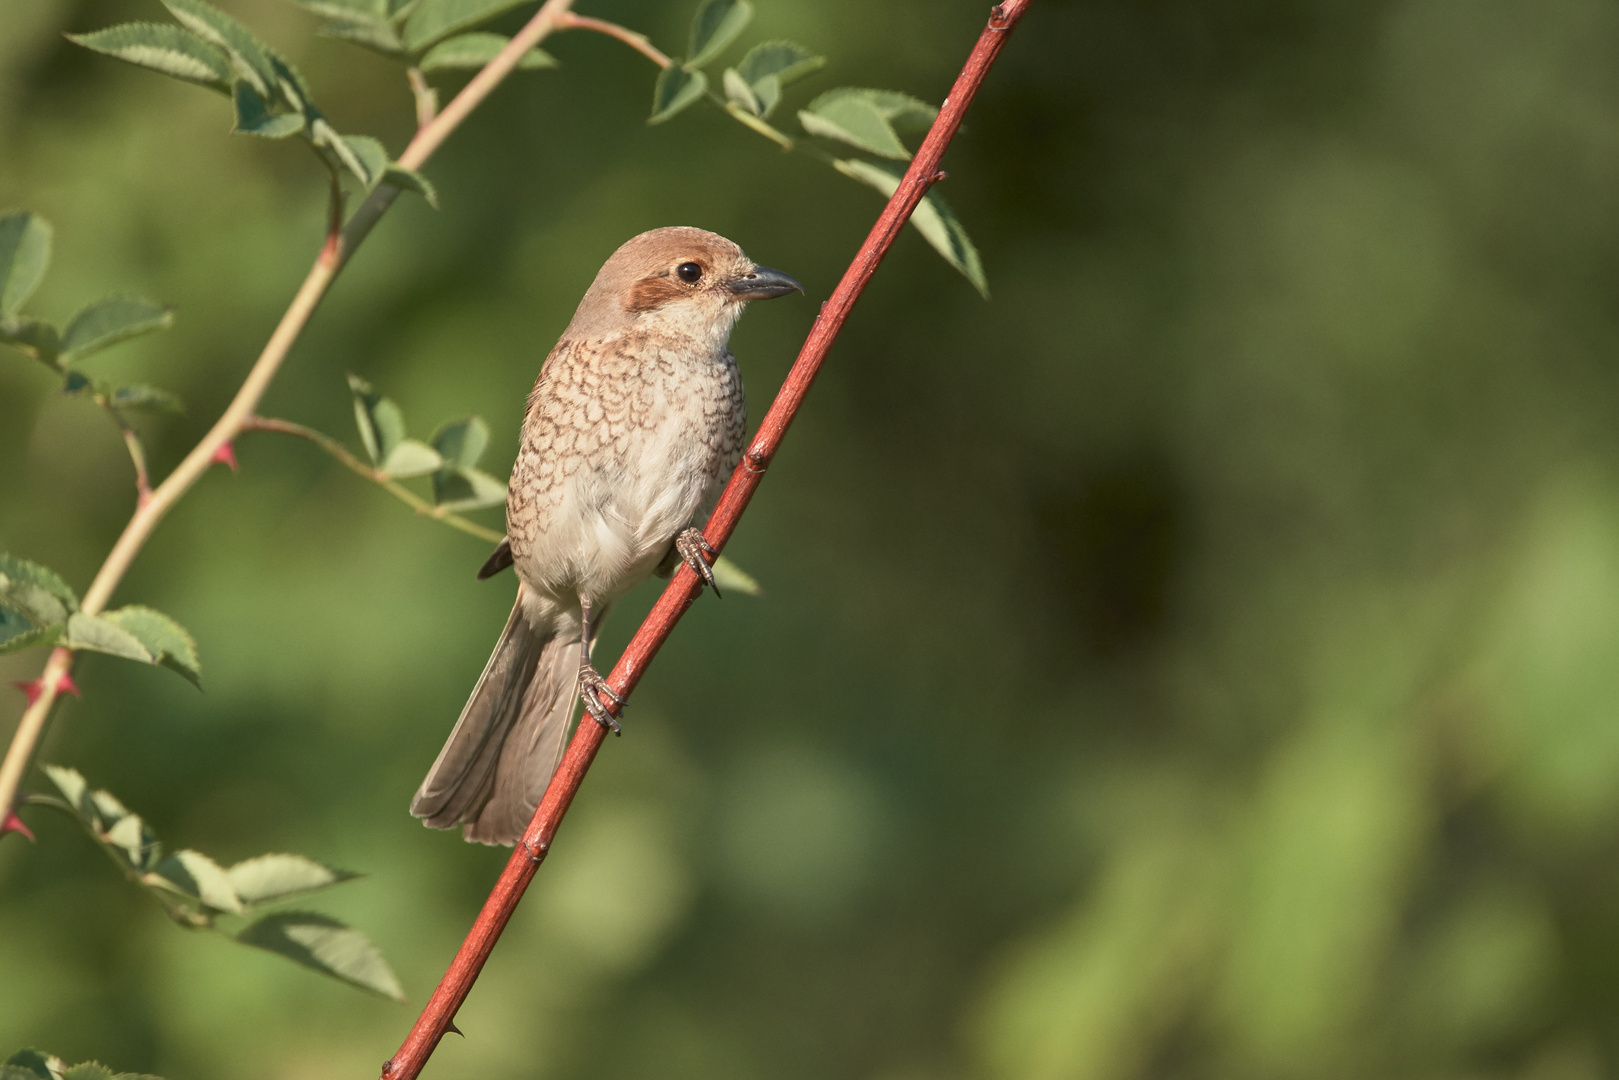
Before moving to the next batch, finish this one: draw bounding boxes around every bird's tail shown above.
[410,590,581,845]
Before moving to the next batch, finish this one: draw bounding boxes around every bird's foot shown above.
[578,663,624,735]
[676,527,720,597]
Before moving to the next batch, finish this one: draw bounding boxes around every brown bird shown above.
[411,227,801,845]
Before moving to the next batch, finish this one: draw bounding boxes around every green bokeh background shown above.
[6,0,1619,1077]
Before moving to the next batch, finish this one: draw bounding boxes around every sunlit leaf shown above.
[66,24,232,93]
[736,39,823,89]
[149,850,244,914]
[227,853,361,906]
[649,66,707,125]
[0,552,78,628]
[417,32,555,71]
[4,1050,61,1080]
[402,0,530,53]
[722,67,761,116]
[102,605,201,687]
[316,19,407,59]
[289,0,388,22]
[432,466,507,510]
[237,911,406,1001]
[4,1051,161,1080]
[383,164,439,208]
[64,612,153,664]
[232,80,304,138]
[799,87,937,160]
[40,766,94,824]
[339,133,389,187]
[380,438,442,478]
[686,0,752,70]
[833,159,988,297]
[347,373,406,465]
[161,0,279,100]
[103,810,162,873]
[0,212,52,319]
[58,298,173,360]
[711,555,763,597]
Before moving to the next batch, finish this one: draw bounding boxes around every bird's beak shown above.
[727,265,803,300]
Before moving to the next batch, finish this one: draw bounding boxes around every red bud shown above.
[211,441,238,471]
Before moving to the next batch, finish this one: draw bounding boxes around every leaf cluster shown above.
[24,766,404,1002]
[3,1048,161,1080]
[0,553,200,686]
[347,374,507,510]
[69,0,435,205]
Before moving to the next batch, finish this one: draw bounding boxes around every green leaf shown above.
[58,298,174,360]
[305,119,371,185]
[0,316,61,366]
[347,373,406,465]
[4,1051,60,1080]
[237,911,406,1001]
[290,0,390,21]
[148,850,244,914]
[711,555,763,598]
[736,39,824,90]
[380,438,442,478]
[429,416,488,469]
[227,853,360,906]
[383,165,439,209]
[724,101,792,148]
[417,32,555,71]
[722,67,761,116]
[103,810,163,873]
[64,612,153,664]
[66,23,233,93]
[316,19,407,59]
[339,133,389,187]
[832,158,987,296]
[4,1054,160,1080]
[60,1066,117,1080]
[799,88,937,160]
[102,605,201,688]
[649,66,707,125]
[0,552,78,627]
[687,0,751,69]
[402,0,531,53]
[41,766,93,823]
[232,80,305,138]
[161,0,280,100]
[431,466,507,510]
[0,621,63,656]
[108,384,185,414]
[0,211,52,319]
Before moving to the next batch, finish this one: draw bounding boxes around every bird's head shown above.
[563,226,802,344]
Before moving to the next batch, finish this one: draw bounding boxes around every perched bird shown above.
[411,227,802,845]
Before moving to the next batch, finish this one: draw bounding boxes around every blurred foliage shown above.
[2,0,1619,1078]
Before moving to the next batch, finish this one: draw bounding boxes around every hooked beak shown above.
[727,265,803,301]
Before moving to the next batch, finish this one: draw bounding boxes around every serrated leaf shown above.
[232,80,305,138]
[58,298,173,360]
[429,416,488,469]
[0,621,63,656]
[431,466,507,510]
[751,73,781,119]
[649,65,707,125]
[3,1051,61,1080]
[711,555,763,598]
[832,159,988,297]
[102,605,201,688]
[161,0,279,99]
[383,165,439,209]
[0,552,79,625]
[402,0,531,52]
[227,853,360,905]
[60,1067,115,1080]
[340,134,389,187]
[316,19,407,59]
[799,87,937,160]
[722,67,761,116]
[150,849,243,914]
[417,32,554,71]
[290,0,389,22]
[736,39,823,90]
[347,373,405,465]
[0,211,52,319]
[103,811,162,873]
[109,384,185,414]
[237,911,406,1001]
[0,316,61,366]
[380,438,442,478]
[66,23,233,93]
[687,0,751,70]
[64,612,153,664]
[41,766,92,823]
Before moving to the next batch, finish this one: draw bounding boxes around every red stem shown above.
[381,3,1034,1075]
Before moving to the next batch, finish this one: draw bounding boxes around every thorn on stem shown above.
[2,809,34,842]
[12,672,80,706]
[932,170,949,183]
[444,1021,463,1037]
[211,441,238,472]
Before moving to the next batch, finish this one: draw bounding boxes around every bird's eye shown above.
[676,262,703,284]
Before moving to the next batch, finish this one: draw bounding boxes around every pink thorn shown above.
[11,680,42,706]
[11,671,81,706]
[56,672,81,698]
[1,810,33,842]
[211,441,238,471]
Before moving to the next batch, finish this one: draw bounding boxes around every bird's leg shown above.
[577,599,624,734]
[675,527,721,597]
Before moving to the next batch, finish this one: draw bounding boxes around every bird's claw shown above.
[578,664,624,735]
[676,527,720,597]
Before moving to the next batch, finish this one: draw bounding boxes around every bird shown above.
[411,226,802,845]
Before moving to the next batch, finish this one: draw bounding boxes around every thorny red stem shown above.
[381,2,1034,1076]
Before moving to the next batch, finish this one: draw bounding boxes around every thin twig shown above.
[0,0,580,828]
[380,3,1034,1077]
[555,12,672,68]
[243,416,503,544]
[96,399,153,507]
[406,67,439,129]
